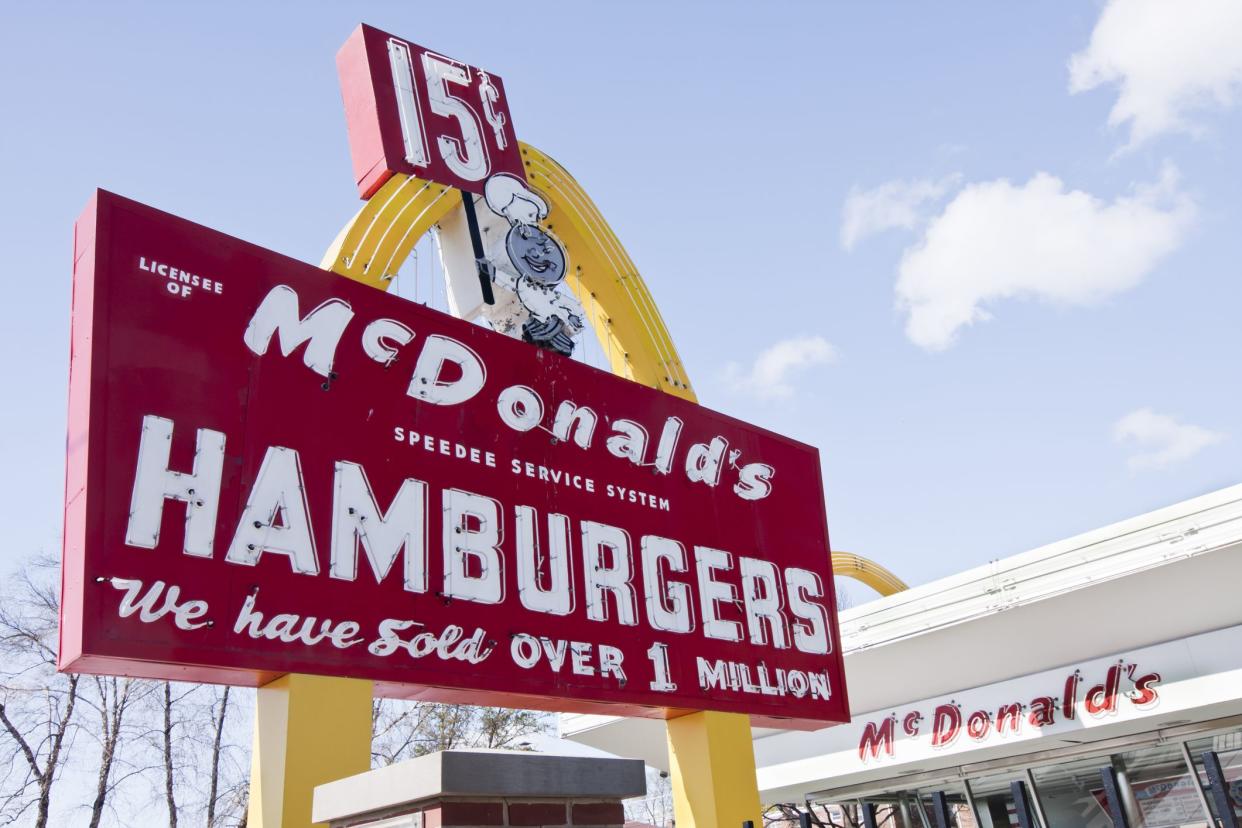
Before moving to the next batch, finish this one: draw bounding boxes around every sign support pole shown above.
[667,710,762,828]
[247,674,372,828]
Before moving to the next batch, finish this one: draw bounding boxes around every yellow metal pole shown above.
[667,710,763,827]
[247,674,372,827]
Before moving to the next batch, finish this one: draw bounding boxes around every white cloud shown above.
[724,336,837,400]
[895,166,1195,351]
[1069,0,1242,147]
[840,175,960,251]
[1114,408,1225,471]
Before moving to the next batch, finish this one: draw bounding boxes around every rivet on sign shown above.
[247,544,256,551]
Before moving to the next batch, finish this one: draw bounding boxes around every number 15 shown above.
[387,39,503,183]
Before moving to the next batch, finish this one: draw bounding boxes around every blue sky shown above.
[1,0,1239,602]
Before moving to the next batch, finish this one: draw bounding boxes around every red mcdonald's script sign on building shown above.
[60,191,848,727]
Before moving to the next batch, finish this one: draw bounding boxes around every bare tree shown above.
[0,556,81,827]
[0,676,78,828]
[764,803,852,827]
[86,680,131,828]
[624,767,673,827]
[152,681,224,825]
[161,682,178,828]
[476,706,545,750]
[206,685,230,828]
[131,680,249,828]
[372,700,547,766]
[836,585,853,612]
[84,675,144,828]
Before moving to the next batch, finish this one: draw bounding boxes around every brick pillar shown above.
[312,750,643,828]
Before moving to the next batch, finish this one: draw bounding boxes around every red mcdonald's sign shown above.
[60,191,849,728]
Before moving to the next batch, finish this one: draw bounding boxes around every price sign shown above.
[338,25,526,197]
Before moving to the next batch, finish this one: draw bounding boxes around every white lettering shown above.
[641,536,693,633]
[552,401,597,449]
[225,446,319,575]
[361,318,415,367]
[695,546,742,642]
[514,506,574,615]
[581,521,637,626]
[497,385,544,431]
[408,335,486,406]
[740,557,789,648]
[787,568,831,655]
[125,415,225,558]
[243,285,353,378]
[442,488,504,604]
[330,461,428,592]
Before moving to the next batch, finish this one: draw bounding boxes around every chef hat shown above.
[484,173,549,226]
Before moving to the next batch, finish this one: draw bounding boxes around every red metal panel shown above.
[60,191,102,671]
[59,191,848,728]
[337,24,526,198]
[337,26,393,199]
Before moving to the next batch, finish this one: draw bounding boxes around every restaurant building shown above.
[563,484,1242,826]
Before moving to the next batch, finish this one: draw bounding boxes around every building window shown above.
[913,782,975,827]
[966,771,1039,827]
[1185,731,1242,824]
[1112,741,1211,827]
[1031,754,1127,827]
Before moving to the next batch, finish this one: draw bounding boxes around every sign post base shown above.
[248,674,372,828]
[667,710,762,828]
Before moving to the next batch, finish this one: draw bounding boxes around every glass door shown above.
[968,772,1040,828]
[1185,732,1242,826]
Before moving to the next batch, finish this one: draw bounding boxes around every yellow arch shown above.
[322,142,695,400]
[831,552,908,596]
[321,141,906,597]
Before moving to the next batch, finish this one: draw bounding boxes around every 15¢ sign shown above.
[338,24,526,197]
